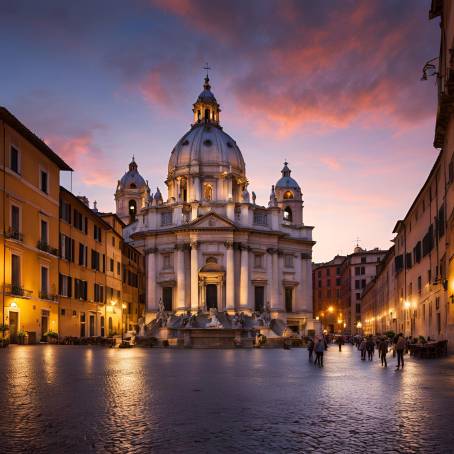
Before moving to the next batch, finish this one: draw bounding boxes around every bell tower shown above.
[274,161,303,225]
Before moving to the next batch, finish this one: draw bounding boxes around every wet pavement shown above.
[1,344,454,453]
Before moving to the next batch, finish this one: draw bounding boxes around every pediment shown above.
[188,211,236,229]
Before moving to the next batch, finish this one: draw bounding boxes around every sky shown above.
[0,0,441,262]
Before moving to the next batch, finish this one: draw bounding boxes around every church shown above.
[115,75,315,334]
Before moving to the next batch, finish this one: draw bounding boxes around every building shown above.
[341,246,387,334]
[58,188,122,337]
[312,246,387,334]
[359,1,454,349]
[120,75,316,333]
[312,255,346,333]
[0,107,72,343]
[361,247,396,335]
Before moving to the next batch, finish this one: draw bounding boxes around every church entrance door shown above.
[206,284,218,310]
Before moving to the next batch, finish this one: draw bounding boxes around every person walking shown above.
[378,337,388,367]
[396,333,406,370]
[336,335,344,352]
[366,336,375,361]
[307,338,314,361]
[359,338,367,360]
[314,338,325,367]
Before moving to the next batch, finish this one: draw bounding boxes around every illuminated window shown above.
[283,191,293,199]
[283,207,292,222]
[129,199,137,223]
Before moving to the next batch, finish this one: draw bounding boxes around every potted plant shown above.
[0,324,9,348]
[44,331,59,344]
[17,330,28,345]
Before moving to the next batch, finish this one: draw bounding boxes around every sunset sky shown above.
[0,0,440,262]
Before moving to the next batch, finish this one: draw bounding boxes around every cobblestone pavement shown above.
[1,344,454,453]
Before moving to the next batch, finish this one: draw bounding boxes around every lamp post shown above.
[121,303,127,341]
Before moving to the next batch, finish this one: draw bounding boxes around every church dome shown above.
[120,157,146,190]
[168,124,245,175]
[168,75,245,177]
[275,162,300,189]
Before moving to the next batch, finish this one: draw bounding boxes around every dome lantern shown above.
[192,73,221,126]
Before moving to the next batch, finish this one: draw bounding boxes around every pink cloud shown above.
[45,132,113,187]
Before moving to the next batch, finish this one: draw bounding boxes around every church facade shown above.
[116,76,315,333]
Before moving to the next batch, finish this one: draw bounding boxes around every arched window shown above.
[129,183,137,189]
[284,206,293,222]
[129,199,137,223]
[206,256,218,264]
[204,184,213,201]
[283,190,293,199]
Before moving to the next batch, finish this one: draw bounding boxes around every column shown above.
[277,252,284,310]
[271,249,280,311]
[146,248,157,312]
[190,241,199,311]
[266,249,274,309]
[302,256,312,313]
[294,254,303,312]
[193,176,201,201]
[225,241,235,311]
[240,244,249,309]
[175,244,185,310]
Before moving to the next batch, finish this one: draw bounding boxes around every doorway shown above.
[41,313,49,341]
[89,314,95,337]
[9,311,18,343]
[100,316,105,337]
[254,286,264,312]
[163,287,173,311]
[206,284,217,310]
[80,312,86,337]
[285,287,293,313]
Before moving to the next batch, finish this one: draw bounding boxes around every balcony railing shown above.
[4,284,33,299]
[37,241,59,256]
[39,291,58,301]
[5,228,23,242]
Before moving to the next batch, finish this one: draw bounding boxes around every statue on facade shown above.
[251,191,256,205]
[155,299,168,328]
[138,317,145,336]
[206,308,223,328]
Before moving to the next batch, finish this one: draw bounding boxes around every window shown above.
[418,276,422,294]
[117,262,121,275]
[59,274,72,297]
[94,284,104,303]
[40,266,48,297]
[254,254,263,268]
[360,266,365,275]
[283,207,292,222]
[163,287,173,311]
[79,243,87,266]
[336,278,341,286]
[75,279,87,300]
[162,254,171,270]
[356,303,361,313]
[161,211,173,226]
[326,268,330,276]
[11,205,20,234]
[284,254,294,268]
[110,258,114,272]
[318,280,322,289]
[327,279,331,288]
[253,212,268,225]
[40,220,48,244]
[40,170,48,194]
[73,209,84,230]
[355,280,360,290]
[91,250,100,271]
[361,279,366,289]
[336,267,340,275]
[11,254,20,287]
[361,257,366,264]
[317,270,322,279]
[93,225,102,242]
[283,191,293,199]
[356,293,361,300]
[60,200,71,223]
[285,287,293,312]
[61,308,66,316]
[355,266,360,276]
[112,237,115,247]
[10,146,20,173]
[129,199,137,223]
[60,234,75,261]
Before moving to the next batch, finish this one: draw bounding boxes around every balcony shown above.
[39,291,58,301]
[37,241,59,256]
[5,228,23,242]
[4,284,33,299]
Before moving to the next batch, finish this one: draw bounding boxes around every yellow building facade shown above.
[1,107,72,343]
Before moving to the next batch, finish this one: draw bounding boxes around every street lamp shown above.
[121,303,127,340]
